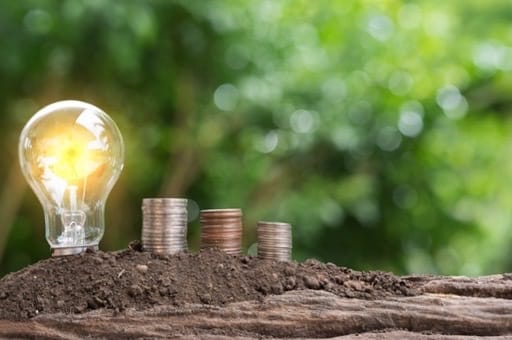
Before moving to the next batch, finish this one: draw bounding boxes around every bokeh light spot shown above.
[254,130,279,153]
[398,109,423,137]
[436,85,468,119]
[290,110,315,134]
[24,9,53,35]
[187,199,200,222]
[376,126,402,151]
[214,83,239,111]
[472,42,511,71]
[366,13,394,42]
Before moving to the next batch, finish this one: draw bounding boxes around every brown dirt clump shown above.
[0,241,416,320]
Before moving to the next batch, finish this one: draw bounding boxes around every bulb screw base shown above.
[51,245,98,257]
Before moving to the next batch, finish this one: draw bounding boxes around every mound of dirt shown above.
[0,241,416,320]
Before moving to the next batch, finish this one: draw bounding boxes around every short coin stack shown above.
[141,198,188,254]
[200,209,243,255]
[257,221,292,261]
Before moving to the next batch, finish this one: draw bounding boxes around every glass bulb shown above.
[18,100,124,256]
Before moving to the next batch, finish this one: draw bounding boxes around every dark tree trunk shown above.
[1,274,511,339]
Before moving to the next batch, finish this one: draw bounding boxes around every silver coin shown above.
[256,221,292,261]
[142,239,187,244]
[142,222,188,226]
[141,197,190,255]
[143,197,187,203]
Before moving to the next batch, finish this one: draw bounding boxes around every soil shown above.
[0,241,416,321]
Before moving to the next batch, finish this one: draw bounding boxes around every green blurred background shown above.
[2,0,512,277]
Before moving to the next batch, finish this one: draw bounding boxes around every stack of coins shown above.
[200,209,243,255]
[257,221,292,261]
[141,198,188,254]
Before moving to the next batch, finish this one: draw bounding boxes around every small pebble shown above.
[129,240,143,251]
[136,264,148,273]
[271,283,284,294]
[94,296,106,306]
[317,274,329,287]
[344,280,364,291]
[87,298,99,310]
[74,304,87,313]
[256,283,270,294]
[304,259,322,267]
[283,277,297,290]
[128,284,143,297]
[304,276,321,290]
[326,262,337,269]
[36,296,45,306]
[334,274,347,284]
[283,265,296,276]
[199,293,212,304]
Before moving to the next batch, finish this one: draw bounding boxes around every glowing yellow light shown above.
[19,100,124,255]
[33,127,107,183]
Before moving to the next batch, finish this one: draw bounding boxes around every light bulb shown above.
[18,100,124,256]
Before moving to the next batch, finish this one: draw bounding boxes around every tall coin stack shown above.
[257,221,292,261]
[141,198,188,254]
[200,209,243,255]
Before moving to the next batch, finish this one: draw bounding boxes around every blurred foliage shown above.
[1,0,512,276]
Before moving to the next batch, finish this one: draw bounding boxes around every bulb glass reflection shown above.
[19,100,124,255]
